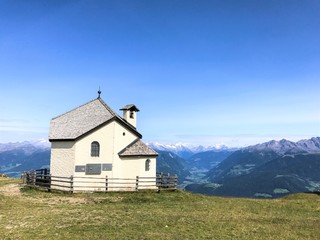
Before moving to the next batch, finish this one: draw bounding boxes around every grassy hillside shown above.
[197,151,320,198]
[207,150,280,182]
[0,177,320,240]
[186,150,233,170]
[0,149,50,178]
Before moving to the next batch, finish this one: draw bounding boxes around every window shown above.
[91,141,100,157]
[130,111,134,119]
[145,159,150,171]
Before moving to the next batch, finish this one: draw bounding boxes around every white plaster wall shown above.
[111,121,139,178]
[71,121,140,191]
[120,157,156,178]
[119,156,157,190]
[74,122,114,173]
[74,121,137,178]
[141,157,157,190]
[50,141,75,177]
[123,110,137,128]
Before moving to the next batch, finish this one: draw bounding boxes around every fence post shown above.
[48,174,52,192]
[106,175,108,192]
[70,175,74,193]
[21,172,25,184]
[25,172,29,185]
[174,174,178,190]
[158,173,162,192]
[44,168,48,179]
[136,176,139,191]
[33,171,36,186]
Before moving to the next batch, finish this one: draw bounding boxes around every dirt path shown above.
[0,178,119,205]
[0,183,22,197]
[0,180,97,204]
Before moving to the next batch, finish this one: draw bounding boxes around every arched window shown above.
[91,141,100,157]
[145,159,150,171]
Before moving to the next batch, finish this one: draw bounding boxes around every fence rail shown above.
[21,169,178,193]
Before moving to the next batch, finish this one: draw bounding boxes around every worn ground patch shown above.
[0,178,122,205]
[0,183,22,197]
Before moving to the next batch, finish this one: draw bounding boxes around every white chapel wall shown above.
[70,121,138,191]
[112,121,139,178]
[50,141,76,191]
[50,141,75,177]
[50,119,156,192]
[73,121,138,176]
[74,122,114,174]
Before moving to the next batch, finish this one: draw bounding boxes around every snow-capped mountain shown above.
[0,139,50,177]
[0,139,50,155]
[297,137,320,152]
[245,137,320,155]
[147,142,233,159]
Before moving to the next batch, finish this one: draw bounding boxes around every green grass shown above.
[1,177,320,239]
[0,177,19,186]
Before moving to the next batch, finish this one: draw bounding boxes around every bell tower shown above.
[120,104,140,128]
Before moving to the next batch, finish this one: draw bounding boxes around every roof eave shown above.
[119,154,159,158]
[49,139,76,142]
[115,117,142,138]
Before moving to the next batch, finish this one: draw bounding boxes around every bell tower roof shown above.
[120,104,140,112]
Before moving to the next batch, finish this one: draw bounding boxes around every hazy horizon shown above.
[1,136,319,149]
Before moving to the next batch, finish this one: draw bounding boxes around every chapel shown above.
[48,91,158,190]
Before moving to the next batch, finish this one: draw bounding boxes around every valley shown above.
[1,137,320,198]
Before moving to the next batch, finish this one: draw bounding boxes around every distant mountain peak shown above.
[148,142,230,151]
[245,137,320,155]
[0,139,50,154]
[147,142,234,159]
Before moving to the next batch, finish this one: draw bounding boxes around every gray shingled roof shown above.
[119,139,158,157]
[120,104,140,112]
[49,98,141,140]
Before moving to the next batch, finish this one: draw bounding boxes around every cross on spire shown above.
[97,87,101,99]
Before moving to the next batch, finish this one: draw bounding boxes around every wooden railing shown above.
[21,170,178,193]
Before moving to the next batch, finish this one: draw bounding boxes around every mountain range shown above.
[1,137,320,198]
[245,137,320,155]
[147,142,233,159]
[187,137,320,198]
[0,139,50,154]
[0,140,50,177]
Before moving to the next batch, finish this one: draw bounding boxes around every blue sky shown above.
[0,0,319,147]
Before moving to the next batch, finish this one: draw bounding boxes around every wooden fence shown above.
[21,169,178,193]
